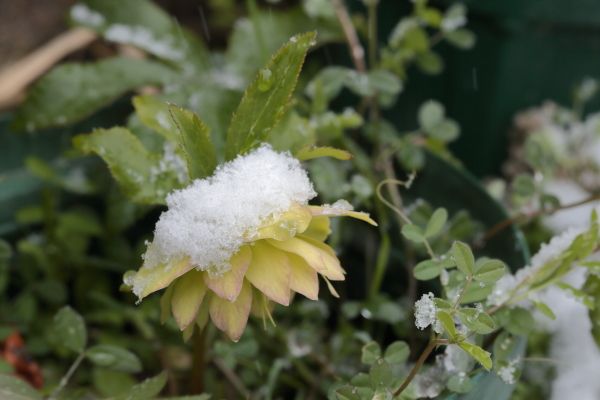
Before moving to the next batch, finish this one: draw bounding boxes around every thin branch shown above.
[48,352,86,400]
[483,193,600,242]
[393,338,442,396]
[331,0,366,73]
[0,28,96,109]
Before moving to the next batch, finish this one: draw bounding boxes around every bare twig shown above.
[482,193,600,242]
[393,338,442,396]
[0,28,97,109]
[331,0,366,73]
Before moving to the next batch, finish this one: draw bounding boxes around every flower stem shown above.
[393,338,441,396]
[48,351,86,400]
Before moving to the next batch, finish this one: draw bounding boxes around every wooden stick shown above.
[0,27,97,109]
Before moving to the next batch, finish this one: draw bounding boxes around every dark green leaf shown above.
[70,0,208,70]
[114,371,168,400]
[0,374,42,400]
[13,58,176,131]
[86,344,142,373]
[168,105,217,180]
[225,32,316,159]
[458,308,496,334]
[583,274,600,347]
[437,310,457,338]
[52,306,87,354]
[383,341,409,364]
[361,341,381,365]
[369,359,394,389]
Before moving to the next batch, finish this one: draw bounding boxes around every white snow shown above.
[140,145,316,284]
[414,292,441,332]
[543,179,598,232]
[70,4,105,27]
[104,24,184,60]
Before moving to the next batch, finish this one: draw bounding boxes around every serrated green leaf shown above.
[0,374,42,400]
[458,341,492,370]
[13,58,176,131]
[114,371,168,400]
[425,208,448,238]
[295,146,352,161]
[225,32,316,159]
[52,306,87,354]
[413,259,442,280]
[383,341,409,364]
[132,95,179,142]
[74,127,181,204]
[401,224,425,243]
[474,259,506,283]
[86,344,142,373]
[452,241,475,276]
[168,105,217,180]
[361,341,381,365]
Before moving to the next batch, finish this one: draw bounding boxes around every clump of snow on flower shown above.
[140,145,316,287]
[487,228,583,306]
[414,292,442,333]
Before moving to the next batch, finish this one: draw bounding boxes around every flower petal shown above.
[252,203,313,241]
[160,285,174,324]
[171,270,207,330]
[128,257,194,300]
[302,216,331,242]
[205,246,251,301]
[246,242,291,306]
[267,237,345,281]
[209,281,252,341]
[288,253,319,300]
[309,205,377,226]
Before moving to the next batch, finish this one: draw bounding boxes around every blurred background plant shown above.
[0,0,599,399]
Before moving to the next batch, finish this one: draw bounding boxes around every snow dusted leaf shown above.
[74,127,182,204]
[225,32,316,159]
[13,58,176,131]
[583,274,600,347]
[168,105,217,180]
[70,0,208,70]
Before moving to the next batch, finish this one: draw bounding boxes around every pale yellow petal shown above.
[196,299,210,331]
[267,237,345,281]
[246,242,291,306]
[288,253,319,300]
[182,322,195,342]
[171,270,206,330]
[209,281,252,342]
[205,246,251,301]
[309,205,377,226]
[129,257,194,300]
[159,285,174,324]
[302,216,331,242]
[252,203,313,241]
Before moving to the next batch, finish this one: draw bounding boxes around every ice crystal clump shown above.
[414,292,441,332]
[142,145,316,278]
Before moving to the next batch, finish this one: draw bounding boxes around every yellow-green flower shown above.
[124,146,376,341]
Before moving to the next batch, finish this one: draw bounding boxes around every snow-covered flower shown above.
[414,292,441,332]
[124,145,376,341]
